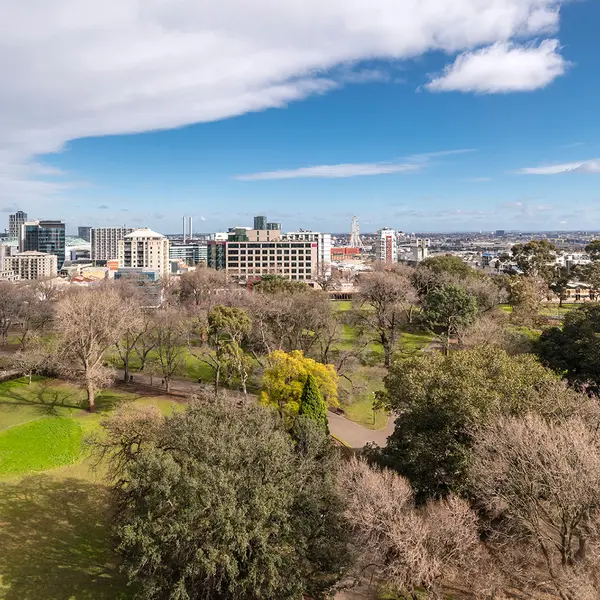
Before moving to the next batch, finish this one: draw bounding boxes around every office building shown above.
[90,227,134,262]
[169,242,207,266]
[9,211,27,239]
[267,222,282,231]
[207,241,227,270]
[376,228,397,265]
[5,251,58,280]
[118,228,170,278]
[282,231,331,278]
[78,226,91,242]
[253,215,267,231]
[20,220,66,269]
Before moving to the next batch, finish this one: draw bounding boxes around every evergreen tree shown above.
[298,374,329,431]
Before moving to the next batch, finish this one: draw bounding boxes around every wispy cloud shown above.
[236,148,475,181]
[518,159,600,175]
[464,177,492,182]
[235,162,422,181]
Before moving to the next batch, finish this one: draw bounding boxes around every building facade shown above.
[90,227,134,262]
[118,228,170,277]
[5,251,58,280]
[9,211,27,239]
[169,242,208,266]
[253,215,267,231]
[282,231,331,278]
[78,226,91,242]
[20,220,66,269]
[376,228,397,265]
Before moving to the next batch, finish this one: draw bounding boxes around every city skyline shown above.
[2,1,600,233]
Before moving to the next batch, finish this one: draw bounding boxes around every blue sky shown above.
[1,0,600,234]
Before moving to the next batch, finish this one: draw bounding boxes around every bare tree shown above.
[151,308,187,393]
[470,414,600,600]
[179,266,228,307]
[0,282,26,345]
[354,269,418,367]
[53,286,133,410]
[339,457,488,599]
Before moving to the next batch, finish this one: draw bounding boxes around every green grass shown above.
[342,396,389,430]
[0,417,83,476]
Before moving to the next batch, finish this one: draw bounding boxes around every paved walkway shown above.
[120,370,395,449]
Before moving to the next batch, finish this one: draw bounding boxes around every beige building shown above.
[117,228,170,277]
[4,251,58,280]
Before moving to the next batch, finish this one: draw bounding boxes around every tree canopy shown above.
[298,374,328,432]
[375,346,585,500]
[105,399,350,600]
[420,255,475,279]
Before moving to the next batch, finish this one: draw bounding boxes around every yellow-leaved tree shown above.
[260,350,338,419]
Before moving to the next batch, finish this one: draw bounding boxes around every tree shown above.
[298,374,328,432]
[13,283,55,350]
[339,457,487,599]
[179,266,228,307]
[53,287,132,411]
[0,282,25,345]
[509,275,548,325]
[550,266,571,307]
[354,269,417,367]
[252,274,307,294]
[199,305,253,394]
[536,304,600,392]
[511,240,557,278]
[150,308,187,393]
[375,346,588,500]
[423,284,478,354]
[585,239,600,260]
[470,414,600,600]
[102,399,350,600]
[420,255,475,279]
[261,350,338,420]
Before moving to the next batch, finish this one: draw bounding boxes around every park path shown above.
[116,369,395,449]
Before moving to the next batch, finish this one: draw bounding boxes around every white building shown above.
[376,228,397,265]
[91,227,134,262]
[8,211,27,239]
[118,228,170,277]
[4,251,58,280]
[282,231,332,279]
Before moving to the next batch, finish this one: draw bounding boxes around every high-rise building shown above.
[78,226,91,242]
[20,220,66,269]
[90,227,134,262]
[267,222,282,231]
[118,228,170,277]
[9,211,27,239]
[253,215,267,230]
[4,251,58,280]
[376,228,397,265]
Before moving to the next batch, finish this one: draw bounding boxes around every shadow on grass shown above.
[0,475,132,600]
[0,380,82,416]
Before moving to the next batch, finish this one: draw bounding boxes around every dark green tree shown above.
[104,399,349,600]
[374,346,585,501]
[420,255,476,279]
[423,284,478,354]
[585,239,600,260]
[298,374,328,432]
[252,274,307,294]
[536,304,600,392]
[511,240,557,279]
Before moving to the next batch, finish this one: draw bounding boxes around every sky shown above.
[2,0,600,234]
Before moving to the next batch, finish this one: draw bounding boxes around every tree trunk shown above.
[123,355,129,382]
[165,377,171,393]
[28,372,32,385]
[86,380,95,412]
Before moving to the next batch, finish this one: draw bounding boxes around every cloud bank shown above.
[518,159,600,174]
[0,0,569,207]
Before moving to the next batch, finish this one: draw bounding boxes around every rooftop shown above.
[125,228,165,239]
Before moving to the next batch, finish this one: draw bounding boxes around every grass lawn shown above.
[0,417,83,476]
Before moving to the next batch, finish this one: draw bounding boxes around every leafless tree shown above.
[150,308,187,392]
[339,457,489,599]
[0,282,26,345]
[459,311,532,355]
[53,286,134,410]
[179,266,228,307]
[354,269,418,367]
[470,414,600,600]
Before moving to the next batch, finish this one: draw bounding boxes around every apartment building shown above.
[169,242,207,266]
[282,231,331,278]
[5,251,58,280]
[118,228,170,277]
[376,228,397,265]
[9,211,27,239]
[90,227,134,262]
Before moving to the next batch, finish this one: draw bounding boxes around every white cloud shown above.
[236,162,422,181]
[0,0,568,207]
[518,159,600,174]
[426,39,568,93]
